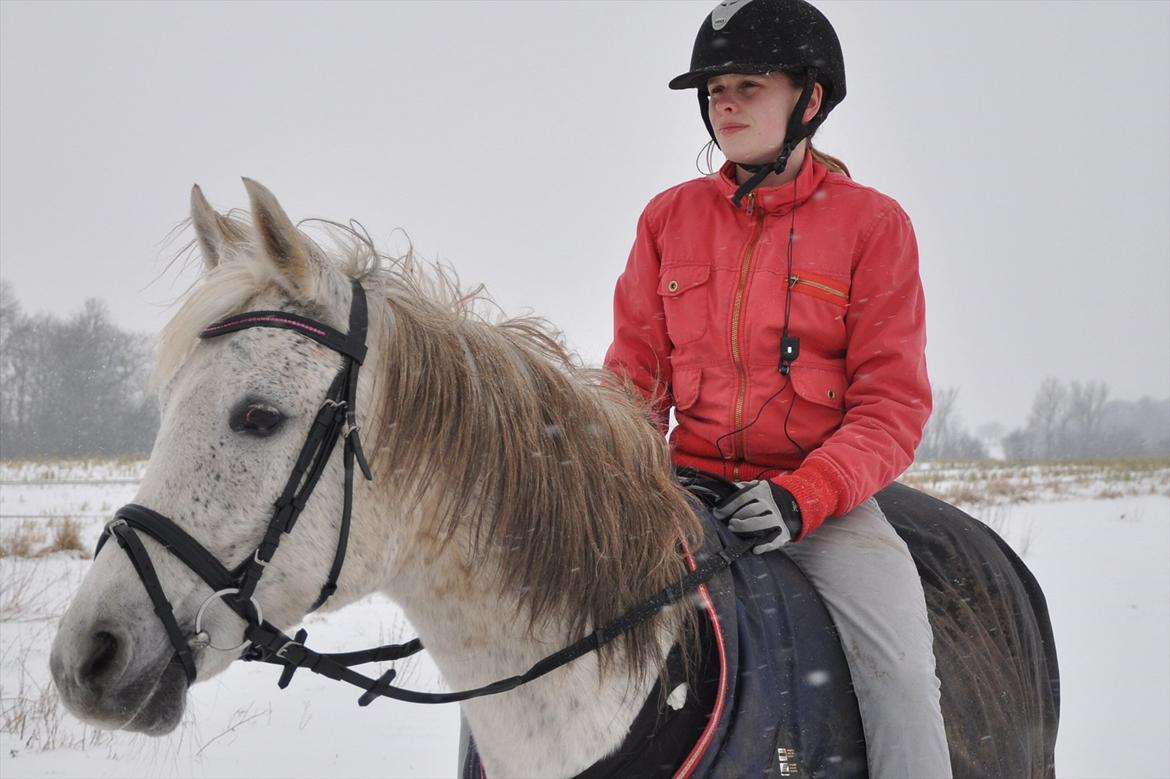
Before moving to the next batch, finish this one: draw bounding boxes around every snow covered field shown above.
[2,459,1167,778]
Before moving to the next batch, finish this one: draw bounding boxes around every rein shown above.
[96,283,776,707]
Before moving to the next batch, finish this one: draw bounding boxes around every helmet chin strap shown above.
[719,69,821,208]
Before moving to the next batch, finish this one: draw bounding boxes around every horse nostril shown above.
[79,630,123,689]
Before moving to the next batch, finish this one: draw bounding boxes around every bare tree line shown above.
[917,386,991,460]
[1,283,1167,461]
[0,281,158,458]
[920,380,1170,462]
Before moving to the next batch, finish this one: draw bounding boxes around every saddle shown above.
[670,470,868,778]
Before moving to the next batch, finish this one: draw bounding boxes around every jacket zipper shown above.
[788,274,849,301]
[730,194,766,479]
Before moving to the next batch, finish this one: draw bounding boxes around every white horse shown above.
[50,179,704,778]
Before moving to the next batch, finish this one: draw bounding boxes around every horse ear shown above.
[241,177,315,291]
[190,185,247,270]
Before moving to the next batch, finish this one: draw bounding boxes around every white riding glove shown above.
[712,480,803,554]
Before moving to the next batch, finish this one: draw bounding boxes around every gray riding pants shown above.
[783,496,952,779]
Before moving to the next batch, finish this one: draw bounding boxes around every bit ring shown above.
[191,588,263,652]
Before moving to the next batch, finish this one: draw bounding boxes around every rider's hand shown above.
[713,480,803,553]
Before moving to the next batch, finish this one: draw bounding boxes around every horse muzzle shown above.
[50,615,188,734]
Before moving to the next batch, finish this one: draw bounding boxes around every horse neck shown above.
[380,508,671,778]
[353,289,688,774]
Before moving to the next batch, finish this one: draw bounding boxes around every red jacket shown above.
[604,152,931,538]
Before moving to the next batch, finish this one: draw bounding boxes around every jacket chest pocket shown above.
[788,270,850,307]
[658,264,711,347]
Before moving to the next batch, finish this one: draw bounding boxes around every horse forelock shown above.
[158,213,702,682]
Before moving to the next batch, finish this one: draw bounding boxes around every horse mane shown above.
[157,215,703,682]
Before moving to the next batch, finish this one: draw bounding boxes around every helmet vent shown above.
[712,0,756,31]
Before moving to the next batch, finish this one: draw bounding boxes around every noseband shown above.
[96,281,776,707]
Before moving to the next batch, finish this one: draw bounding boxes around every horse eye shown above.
[229,402,285,437]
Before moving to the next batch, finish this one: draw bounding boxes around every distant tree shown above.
[0,288,158,458]
[975,421,1005,449]
[1066,380,1109,458]
[917,386,988,461]
[0,306,55,452]
[1003,378,1167,461]
[0,281,22,441]
[1096,395,1170,459]
[1001,427,1033,461]
[0,280,18,342]
[1032,377,1071,459]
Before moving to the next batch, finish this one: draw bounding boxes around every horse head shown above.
[48,180,400,733]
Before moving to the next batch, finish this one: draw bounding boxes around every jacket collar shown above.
[715,148,827,215]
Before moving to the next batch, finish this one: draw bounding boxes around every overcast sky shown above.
[2,0,1167,431]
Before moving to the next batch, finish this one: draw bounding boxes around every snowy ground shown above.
[1,459,1167,778]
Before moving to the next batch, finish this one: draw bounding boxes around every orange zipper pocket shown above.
[788,272,849,307]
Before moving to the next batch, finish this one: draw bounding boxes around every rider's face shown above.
[706,72,822,166]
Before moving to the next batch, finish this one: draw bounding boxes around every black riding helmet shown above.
[670,0,846,205]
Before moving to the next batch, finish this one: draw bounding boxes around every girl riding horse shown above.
[604,1,949,775]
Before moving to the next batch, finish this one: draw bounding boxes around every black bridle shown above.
[96,282,774,707]
[97,280,374,680]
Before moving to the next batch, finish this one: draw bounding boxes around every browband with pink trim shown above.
[201,309,367,364]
